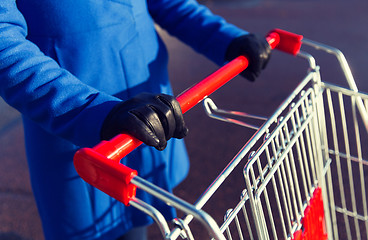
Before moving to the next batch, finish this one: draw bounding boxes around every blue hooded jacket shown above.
[0,0,246,239]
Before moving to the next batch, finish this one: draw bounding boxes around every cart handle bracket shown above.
[269,28,303,55]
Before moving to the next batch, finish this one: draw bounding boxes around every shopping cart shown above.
[73,29,368,239]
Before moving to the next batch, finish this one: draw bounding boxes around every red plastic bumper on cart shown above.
[292,187,328,240]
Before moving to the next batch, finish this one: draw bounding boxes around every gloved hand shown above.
[225,33,271,82]
[100,93,188,151]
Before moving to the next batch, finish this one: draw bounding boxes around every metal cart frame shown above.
[74,29,368,239]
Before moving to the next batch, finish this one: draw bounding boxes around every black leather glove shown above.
[100,93,188,151]
[225,33,271,82]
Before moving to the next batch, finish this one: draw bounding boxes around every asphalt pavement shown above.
[0,0,367,239]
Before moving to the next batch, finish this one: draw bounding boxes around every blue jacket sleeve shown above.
[0,1,120,147]
[147,0,248,65]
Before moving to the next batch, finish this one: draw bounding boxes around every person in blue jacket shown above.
[0,0,271,239]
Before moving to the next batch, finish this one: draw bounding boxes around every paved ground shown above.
[0,0,367,239]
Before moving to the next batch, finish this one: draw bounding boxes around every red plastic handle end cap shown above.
[74,148,137,206]
[269,28,303,55]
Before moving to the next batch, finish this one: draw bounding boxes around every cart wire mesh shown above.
[207,46,368,240]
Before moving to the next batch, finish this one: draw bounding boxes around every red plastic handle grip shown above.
[270,28,303,55]
[73,29,303,205]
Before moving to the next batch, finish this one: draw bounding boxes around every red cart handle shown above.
[73,29,303,205]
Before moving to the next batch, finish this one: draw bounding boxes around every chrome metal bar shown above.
[339,92,361,239]
[251,89,315,201]
[264,144,288,239]
[327,149,368,166]
[297,51,316,69]
[322,82,368,98]
[335,207,368,222]
[302,39,357,91]
[352,96,368,238]
[292,102,312,203]
[282,116,304,224]
[326,88,352,240]
[172,218,194,240]
[255,154,277,239]
[234,215,244,240]
[270,132,293,237]
[129,198,171,239]
[130,176,226,240]
[310,72,336,240]
[300,92,318,188]
[203,98,267,130]
[225,225,233,240]
[220,195,247,232]
[302,38,368,133]
[241,204,254,240]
